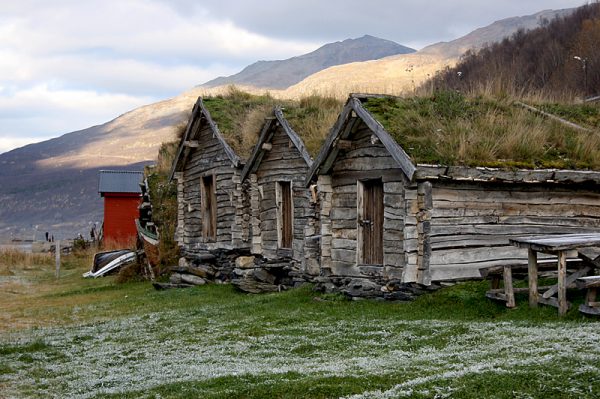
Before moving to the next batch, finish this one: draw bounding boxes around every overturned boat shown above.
[83,249,138,278]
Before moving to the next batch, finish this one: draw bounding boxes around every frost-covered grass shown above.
[1,254,599,398]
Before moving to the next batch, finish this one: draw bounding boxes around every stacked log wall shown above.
[251,126,316,274]
[180,123,249,254]
[326,122,407,283]
[425,180,600,281]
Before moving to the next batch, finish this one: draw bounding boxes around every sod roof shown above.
[201,89,343,159]
[361,92,600,170]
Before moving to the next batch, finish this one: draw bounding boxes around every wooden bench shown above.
[576,276,600,316]
[480,259,587,308]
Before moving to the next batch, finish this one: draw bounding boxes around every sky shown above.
[0,0,588,154]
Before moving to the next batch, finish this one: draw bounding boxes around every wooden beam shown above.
[503,265,515,308]
[337,139,352,150]
[528,249,538,308]
[558,251,568,316]
[542,266,591,299]
[261,142,273,151]
[184,140,200,148]
[350,98,416,181]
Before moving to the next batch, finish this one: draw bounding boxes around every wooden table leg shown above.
[503,265,515,308]
[558,251,568,316]
[528,249,538,307]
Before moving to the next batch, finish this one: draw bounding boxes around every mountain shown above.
[0,8,577,240]
[281,8,574,98]
[202,35,415,89]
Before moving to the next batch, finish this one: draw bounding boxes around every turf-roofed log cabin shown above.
[241,101,341,282]
[170,92,275,278]
[307,92,600,295]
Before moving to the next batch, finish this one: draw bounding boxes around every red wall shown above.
[103,193,141,245]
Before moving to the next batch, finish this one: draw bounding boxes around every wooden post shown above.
[503,265,515,308]
[557,251,568,316]
[55,240,61,279]
[528,249,538,307]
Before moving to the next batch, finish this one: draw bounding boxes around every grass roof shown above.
[282,96,343,157]
[201,87,276,159]
[201,87,342,159]
[362,92,600,170]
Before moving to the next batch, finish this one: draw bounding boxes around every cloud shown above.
[0,84,154,153]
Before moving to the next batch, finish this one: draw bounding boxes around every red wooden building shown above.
[98,170,143,245]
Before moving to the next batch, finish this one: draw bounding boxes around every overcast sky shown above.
[0,0,587,154]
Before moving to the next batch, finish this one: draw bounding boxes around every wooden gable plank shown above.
[350,97,416,181]
[274,106,313,167]
[240,117,276,182]
[305,95,417,185]
[304,99,355,186]
[199,98,242,168]
[169,100,201,181]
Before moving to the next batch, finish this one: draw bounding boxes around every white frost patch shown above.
[2,313,600,398]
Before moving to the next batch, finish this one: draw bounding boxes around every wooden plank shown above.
[558,251,568,316]
[528,249,538,308]
[579,304,600,316]
[503,265,515,308]
[576,276,600,289]
[542,266,591,299]
[510,233,600,252]
[350,98,416,180]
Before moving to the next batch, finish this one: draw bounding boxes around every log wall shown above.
[250,126,318,274]
[425,180,600,281]
[179,122,249,255]
[321,121,409,283]
[316,118,600,286]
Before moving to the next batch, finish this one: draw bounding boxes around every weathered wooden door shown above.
[359,179,383,264]
[201,175,217,241]
[277,181,293,248]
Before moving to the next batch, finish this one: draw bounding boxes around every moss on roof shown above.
[201,88,276,159]
[201,88,342,159]
[362,92,600,170]
[282,96,344,157]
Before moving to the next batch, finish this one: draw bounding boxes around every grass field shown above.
[1,251,599,398]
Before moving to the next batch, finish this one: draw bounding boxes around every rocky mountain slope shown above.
[203,35,415,89]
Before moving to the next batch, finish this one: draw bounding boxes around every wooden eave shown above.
[241,106,313,182]
[304,96,416,186]
[169,97,242,181]
[415,164,600,185]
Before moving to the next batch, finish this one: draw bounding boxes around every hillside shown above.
[430,3,600,98]
[0,87,206,240]
[282,8,574,98]
[203,35,415,89]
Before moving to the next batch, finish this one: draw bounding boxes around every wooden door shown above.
[277,181,293,248]
[201,175,216,241]
[360,179,383,264]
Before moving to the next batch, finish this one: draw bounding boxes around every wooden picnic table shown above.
[509,233,600,315]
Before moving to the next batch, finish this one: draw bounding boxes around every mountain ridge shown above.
[202,35,415,89]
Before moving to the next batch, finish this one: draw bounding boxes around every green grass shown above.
[536,102,600,129]
[1,253,599,398]
[362,92,600,170]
